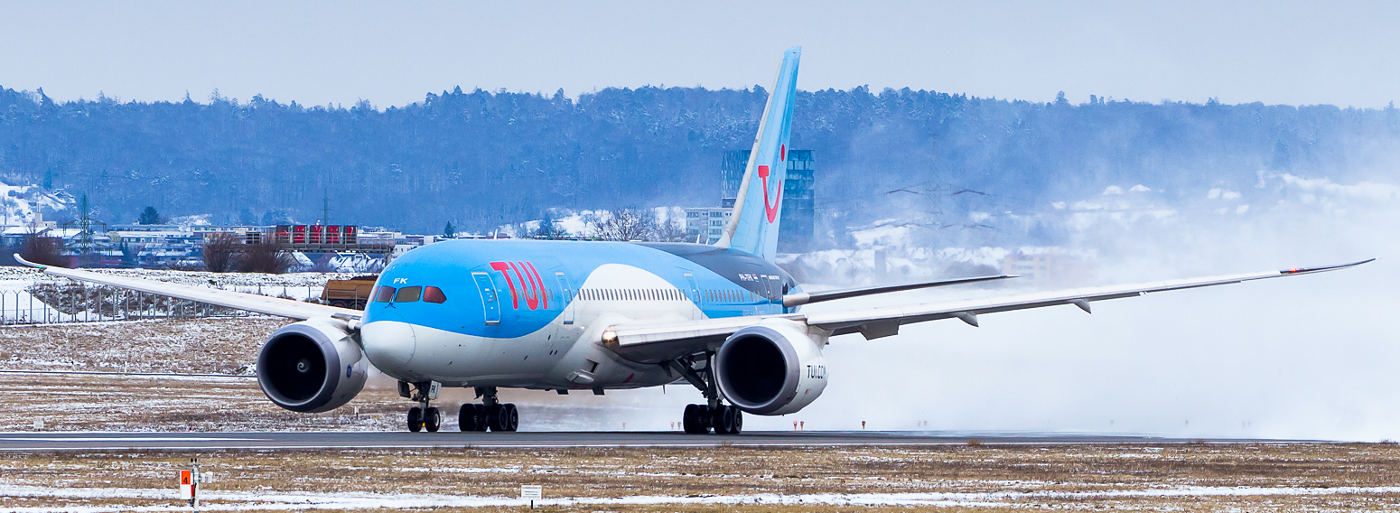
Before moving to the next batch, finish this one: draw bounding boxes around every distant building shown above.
[1000,248,1095,285]
[718,149,815,251]
[683,207,731,244]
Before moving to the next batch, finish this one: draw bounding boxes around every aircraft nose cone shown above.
[361,321,417,374]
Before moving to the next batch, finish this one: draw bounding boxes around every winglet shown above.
[1279,258,1375,275]
[13,253,44,270]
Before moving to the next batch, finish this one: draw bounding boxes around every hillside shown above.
[1,86,1397,236]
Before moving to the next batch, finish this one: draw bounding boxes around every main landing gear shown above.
[667,356,743,435]
[457,386,519,432]
[400,383,519,433]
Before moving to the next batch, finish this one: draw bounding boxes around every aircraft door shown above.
[471,272,501,325]
[555,272,574,324]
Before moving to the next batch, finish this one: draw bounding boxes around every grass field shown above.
[1,443,1399,511]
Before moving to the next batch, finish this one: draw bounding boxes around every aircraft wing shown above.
[14,254,362,321]
[604,259,1373,364]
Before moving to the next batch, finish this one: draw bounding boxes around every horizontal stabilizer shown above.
[782,274,1015,307]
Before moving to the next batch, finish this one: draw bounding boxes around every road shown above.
[0,430,1313,451]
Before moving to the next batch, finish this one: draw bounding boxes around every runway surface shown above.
[0,431,1312,451]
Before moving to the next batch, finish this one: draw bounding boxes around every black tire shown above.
[484,404,502,432]
[424,407,441,432]
[731,408,743,434]
[683,404,708,434]
[502,403,519,432]
[458,404,479,432]
[474,404,489,431]
[712,405,736,434]
[493,404,515,432]
[407,406,423,433]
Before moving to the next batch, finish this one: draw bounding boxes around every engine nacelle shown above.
[713,319,828,415]
[256,319,368,413]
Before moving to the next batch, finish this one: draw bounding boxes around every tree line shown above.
[0,84,1396,236]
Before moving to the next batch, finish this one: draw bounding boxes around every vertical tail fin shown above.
[714,47,800,261]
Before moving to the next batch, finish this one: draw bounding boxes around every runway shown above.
[0,430,1311,451]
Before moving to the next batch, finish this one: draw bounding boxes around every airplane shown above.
[15,47,1372,435]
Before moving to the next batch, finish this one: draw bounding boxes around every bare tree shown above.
[309,253,337,273]
[591,208,653,241]
[19,233,65,267]
[237,241,296,274]
[201,233,239,272]
[533,215,571,240]
[118,242,145,267]
[650,217,688,242]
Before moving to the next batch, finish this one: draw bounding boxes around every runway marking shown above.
[0,436,258,442]
[0,431,1325,451]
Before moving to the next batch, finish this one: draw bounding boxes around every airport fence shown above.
[0,282,331,325]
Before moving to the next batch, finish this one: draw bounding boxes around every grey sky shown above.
[2,1,1396,108]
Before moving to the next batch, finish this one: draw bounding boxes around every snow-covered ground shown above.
[0,267,355,324]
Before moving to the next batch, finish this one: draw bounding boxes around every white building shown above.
[684,207,731,244]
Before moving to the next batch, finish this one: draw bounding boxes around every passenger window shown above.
[423,286,447,304]
[375,286,397,303]
[396,286,422,303]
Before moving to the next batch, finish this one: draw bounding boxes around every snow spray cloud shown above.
[783,171,1398,440]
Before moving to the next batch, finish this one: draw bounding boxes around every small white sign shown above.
[520,485,542,500]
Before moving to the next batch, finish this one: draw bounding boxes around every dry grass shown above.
[0,444,1398,511]
[0,317,283,374]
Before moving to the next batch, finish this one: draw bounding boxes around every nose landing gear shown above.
[407,405,441,433]
[401,381,443,433]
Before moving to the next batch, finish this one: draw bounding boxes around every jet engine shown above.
[713,319,828,415]
[256,318,368,413]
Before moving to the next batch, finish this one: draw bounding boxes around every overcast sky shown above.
[2,1,1397,108]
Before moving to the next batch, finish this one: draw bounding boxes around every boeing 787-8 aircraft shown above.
[17,48,1370,434]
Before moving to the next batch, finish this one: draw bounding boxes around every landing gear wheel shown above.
[473,404,490,431]
[712,405,739,434]
[682,404,710,434]
[458,404,480,432]
[500,403,519,432]
[424,407,441,432]
[484,404,502,432]
[407,406,423,433]
[732,408,743,434]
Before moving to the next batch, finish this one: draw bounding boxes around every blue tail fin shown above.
[715,47,800,261]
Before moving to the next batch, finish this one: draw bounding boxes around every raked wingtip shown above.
[1280,258,1375,275]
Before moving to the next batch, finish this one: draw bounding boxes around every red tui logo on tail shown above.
[758,144,785,224]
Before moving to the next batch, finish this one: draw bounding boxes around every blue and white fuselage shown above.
[360,240,800,390]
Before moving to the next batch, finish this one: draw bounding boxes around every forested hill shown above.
[1,85,1397,233]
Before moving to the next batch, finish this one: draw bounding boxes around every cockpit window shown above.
[395,286,422,303]
[423,286,447,304]
[375,286,397,303]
